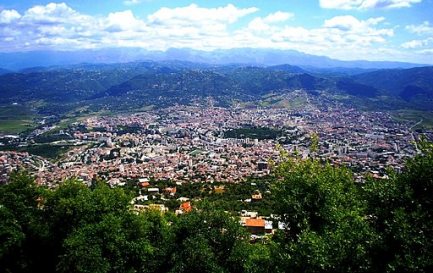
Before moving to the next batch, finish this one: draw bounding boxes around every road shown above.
[410,118,423,130]
[410,119,423,154]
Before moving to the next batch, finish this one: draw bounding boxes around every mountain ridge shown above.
[0,48,428,71]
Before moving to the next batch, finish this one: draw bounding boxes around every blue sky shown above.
[0,0,432,63]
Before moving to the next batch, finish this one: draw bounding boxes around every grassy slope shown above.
[392,110,433,129]
[0,105,38,134]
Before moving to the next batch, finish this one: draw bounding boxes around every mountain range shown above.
[0,60,432,117]
[0,48,427,71]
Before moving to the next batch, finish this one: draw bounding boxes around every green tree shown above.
[0,172,48,273]
[170,208,251,273]
[0,205,26,273]
[362,140,433,272]
[43,180,131,240]
[309,132,319,155]
[271,159,376,272]
[58,213,154,273]
[43,180,134,270]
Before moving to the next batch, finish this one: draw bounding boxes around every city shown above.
[1,103,424,186]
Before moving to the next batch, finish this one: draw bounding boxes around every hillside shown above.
[353,67,433,110]
[0,62,432,116]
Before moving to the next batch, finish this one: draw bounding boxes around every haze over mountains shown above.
[0,48,427,71]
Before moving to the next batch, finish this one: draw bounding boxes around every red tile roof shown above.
[139,181,150,188]
[180,201,192,212]
[245,218,265,227]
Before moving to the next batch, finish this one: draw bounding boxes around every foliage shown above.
[309,132,319,154]
[361,139,433,272]
[1,141,433,272]
[271,158,376,272]
[170,207,247,272]
[0,144,72,160]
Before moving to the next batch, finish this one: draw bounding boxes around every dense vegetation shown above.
[1,142,433,273]
[353,67,433,110]
[0,62,432,120]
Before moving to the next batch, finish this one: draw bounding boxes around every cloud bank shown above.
[319,0,422,10]
[0,2,428,62]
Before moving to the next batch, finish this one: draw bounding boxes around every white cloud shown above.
[401,21,433,52]
[402,21,433,51]
[124,0,142,6]
[0,9,21,24]
[323,16,390,35]
[401,38,433,48]
[319,0,422,10]
[148,4,258,25]
[262,11,293,23]
[406,21,433,35]
[144,4,259,48]
[248,12,293,33]
[324,15,365,30]
[418,48,433,54]
[238,14,395,61]
[105,10,146,32]
[0,3,260,52]
[0,2,428,63]
[21,2,82,24]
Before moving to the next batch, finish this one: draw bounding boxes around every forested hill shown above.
[0,62,432,114]
[353,66,433,109]
[1,141,433,272]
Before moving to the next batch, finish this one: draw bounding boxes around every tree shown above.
[43,180,131,239]
[170,208,251,273]
[58,213,154,273]
[271,159,376,272]
[0,172,47,273]
[0,206,26,273]
[309,132,319,155]
[362,140,433,272]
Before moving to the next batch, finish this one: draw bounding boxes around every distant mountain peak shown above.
[0,48,427,71]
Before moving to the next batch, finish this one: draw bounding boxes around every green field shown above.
[0,105,38,134]
[0,144,74,160]
[259,93,309,110]
[392,110,433,129]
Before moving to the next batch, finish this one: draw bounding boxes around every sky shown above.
[0,0,432,63]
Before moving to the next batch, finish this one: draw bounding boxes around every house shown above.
[180,201,192,212]
[133,204,146,213]
[251,191,262,202]
[147,187,160,194]
[139,178,149,183]
[138,178,150,188]
[214,185,226,194]
[244,218,265,234]
[147,204,168,213]
[176,201,192,215]
[132,195,148,204]
[265,220,273,234]
[240,210,258,218]
[134,204,168,213]
[138,181,150,188]
[108,178,125,187]
[164,187,177,196]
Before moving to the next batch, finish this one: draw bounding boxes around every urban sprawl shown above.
[1,105,424,186]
